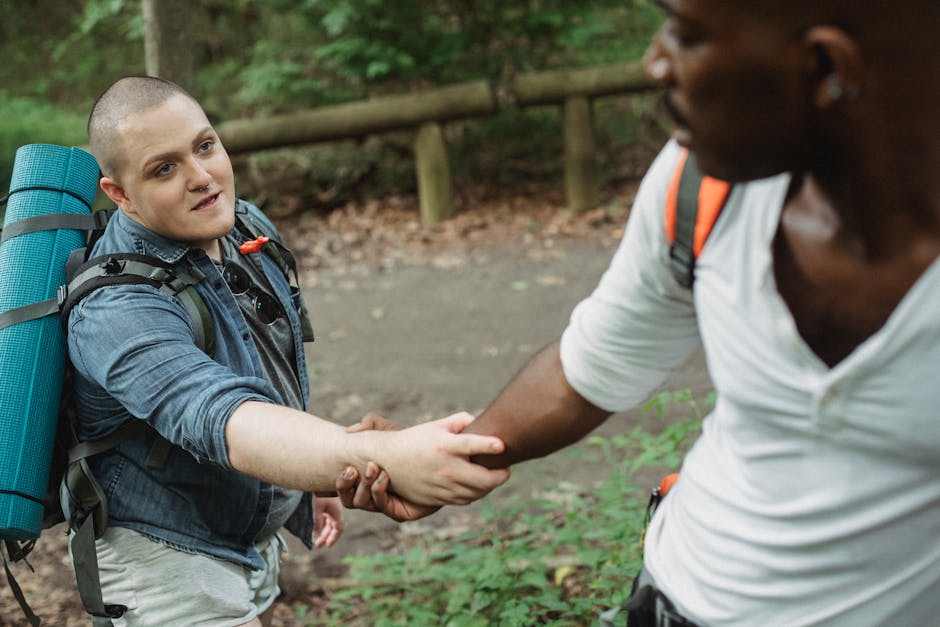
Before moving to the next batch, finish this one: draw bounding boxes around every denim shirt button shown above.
[242,332,250,342]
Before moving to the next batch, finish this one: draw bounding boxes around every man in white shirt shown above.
[340,0,940,624]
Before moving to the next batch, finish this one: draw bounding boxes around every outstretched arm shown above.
[462,340,611,468]
[336,142,706,514]
[225,403,509,506]
[335,340,611,520]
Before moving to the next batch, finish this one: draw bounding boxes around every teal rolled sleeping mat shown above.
[0,144,99,540]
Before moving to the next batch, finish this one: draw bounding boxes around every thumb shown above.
[439,411,477,434]
[448,432,506,457]
[347,411,397,433]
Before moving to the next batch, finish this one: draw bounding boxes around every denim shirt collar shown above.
[108,199,259,263]
[109,208,194,264]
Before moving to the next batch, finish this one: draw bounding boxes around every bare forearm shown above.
[225,401,510,505]
[464,340,611,468]
[225,401,377,492]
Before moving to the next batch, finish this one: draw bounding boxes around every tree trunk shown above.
[141,0,196,96]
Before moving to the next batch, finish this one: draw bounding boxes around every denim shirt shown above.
[67,200,314,569]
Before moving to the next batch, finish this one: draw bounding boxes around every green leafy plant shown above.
[591,388,715,474]
[307,388,713,625]
[0,94,88,197]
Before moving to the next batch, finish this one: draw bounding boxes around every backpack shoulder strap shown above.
[664,149,733,288]
[62,252,215,356]
[234,201,315,343]
[70,513,126,625]
[234,202,292,273]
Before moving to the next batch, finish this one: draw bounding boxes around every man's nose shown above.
[188,160,212,191]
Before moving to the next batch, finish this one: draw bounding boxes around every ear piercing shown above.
[825,75,858,103]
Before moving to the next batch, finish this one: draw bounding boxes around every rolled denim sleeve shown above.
[68,284,277,469]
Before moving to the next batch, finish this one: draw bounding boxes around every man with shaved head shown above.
[340,1,940,624]
[88,76,189,179]
[69,76,510,625]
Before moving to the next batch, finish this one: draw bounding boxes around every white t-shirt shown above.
[560,140,940,626]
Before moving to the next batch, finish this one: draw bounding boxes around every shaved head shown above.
[88,76,200,180]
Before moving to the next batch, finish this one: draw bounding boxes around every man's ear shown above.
[99,176,130,210]
[803,26,863,109]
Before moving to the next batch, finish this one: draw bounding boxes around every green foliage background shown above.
[1,0,664,202]
[299,390,712,625]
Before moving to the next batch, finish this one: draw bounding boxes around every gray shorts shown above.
[81,526,283,627]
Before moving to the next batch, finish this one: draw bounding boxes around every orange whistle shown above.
[658,473,679,497]
[239,236,270,254]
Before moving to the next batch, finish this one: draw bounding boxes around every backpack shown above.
[664,148,733,288]
[0,144,313,626]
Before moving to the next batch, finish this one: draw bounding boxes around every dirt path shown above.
[274,195,713,600]
[0,188,713,625]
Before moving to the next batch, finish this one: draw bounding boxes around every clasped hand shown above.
[337,411,509,521]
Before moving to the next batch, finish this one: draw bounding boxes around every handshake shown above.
[334,411,512,522]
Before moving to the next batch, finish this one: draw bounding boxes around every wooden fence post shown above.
[563,96,598,213]
[414,122,454,226]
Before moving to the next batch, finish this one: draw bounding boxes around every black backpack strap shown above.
[58,419,152,626]
[70,514,124,625]
[61,253,215,357]
[174,282,215,356]
[0,210,116,332]
[0,209,111,245]
[234,205,315,342]
[0,185,98,244]
[0,295,63,331]
[0,185,94,211]
[234,206,298,283]
[67,421,148,465]
[665,150,733,289]
[2,543,41,626]
[670,153,703,289]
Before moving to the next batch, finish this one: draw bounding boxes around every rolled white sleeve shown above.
[560,141,702,412]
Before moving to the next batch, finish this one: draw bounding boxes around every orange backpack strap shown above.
[664,149,732,288]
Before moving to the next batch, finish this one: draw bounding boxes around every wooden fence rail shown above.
[216,62,657,224]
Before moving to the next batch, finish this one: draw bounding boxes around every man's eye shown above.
[665,19,702,48]
[155,163,173,177]
[677,31,702,47]
[198,140,214,152]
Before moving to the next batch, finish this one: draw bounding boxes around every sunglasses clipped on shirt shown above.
[221,263,283,325]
